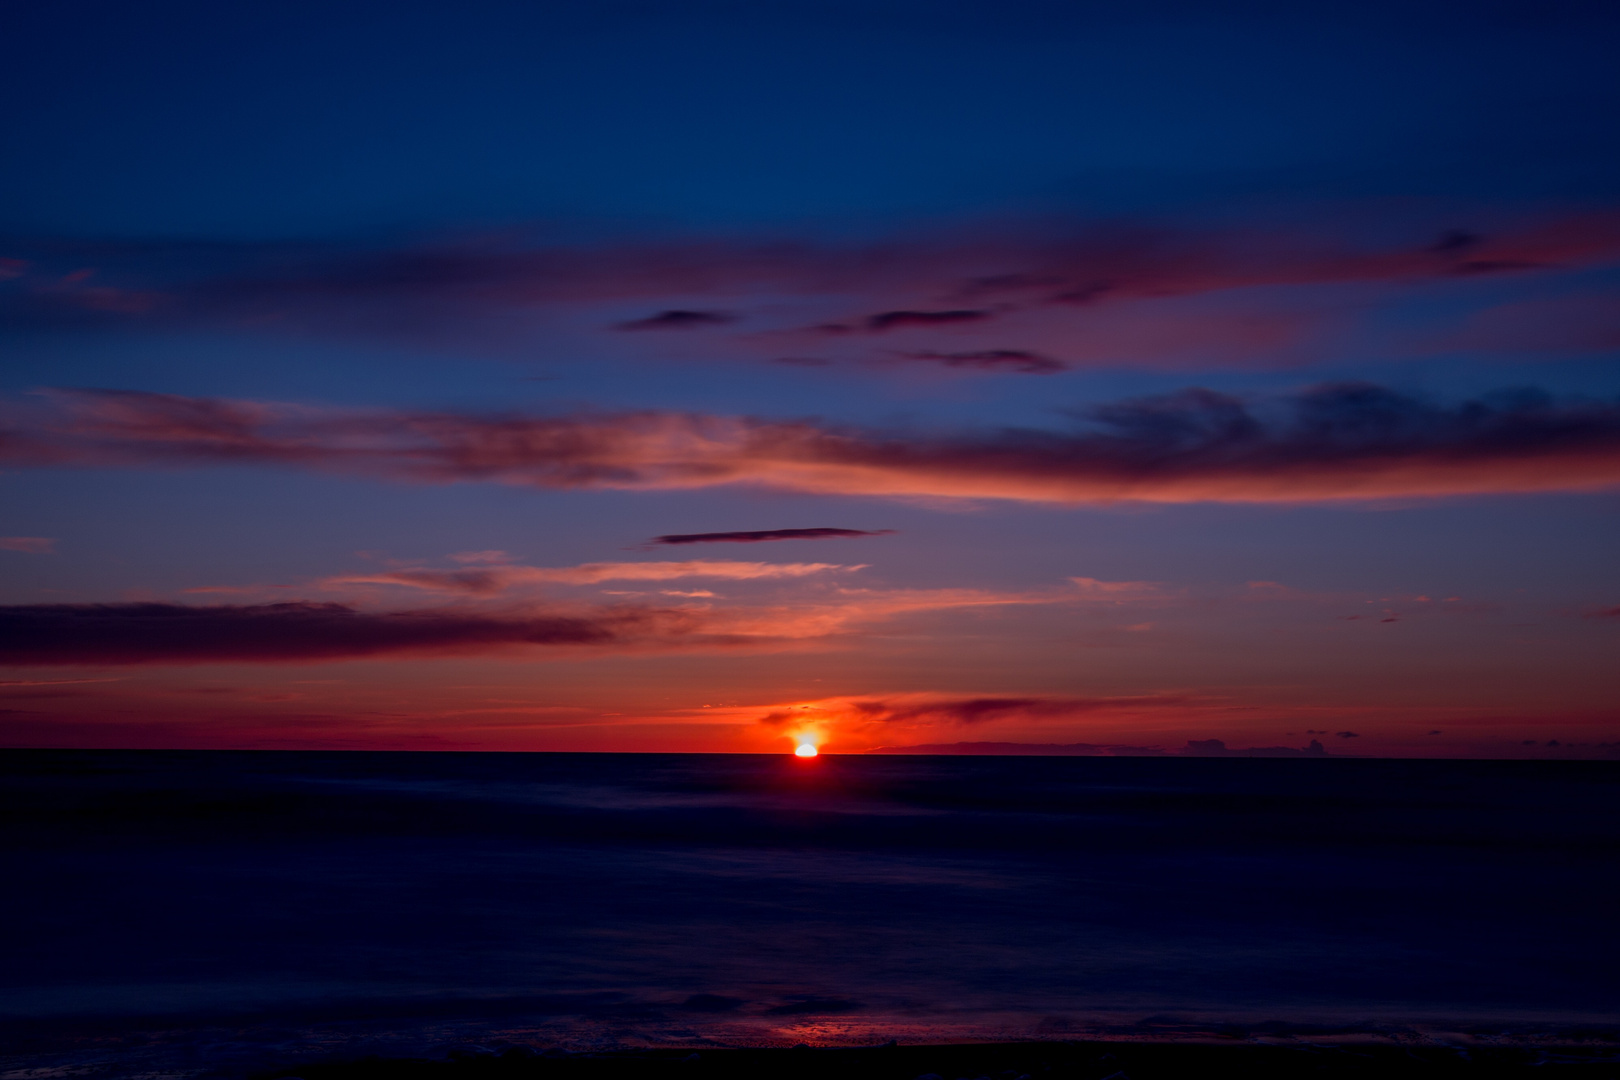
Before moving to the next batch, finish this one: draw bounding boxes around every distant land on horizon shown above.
[865,739,1332,757]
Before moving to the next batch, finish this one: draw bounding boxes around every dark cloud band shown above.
[0,601,697,665]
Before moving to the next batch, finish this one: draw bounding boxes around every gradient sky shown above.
[3,0,1619,756]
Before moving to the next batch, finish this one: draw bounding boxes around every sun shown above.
[794,742,819,758]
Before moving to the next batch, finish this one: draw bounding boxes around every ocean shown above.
[2,750,1617,1074]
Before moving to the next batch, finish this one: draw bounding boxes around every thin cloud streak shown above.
[650,528,895,545]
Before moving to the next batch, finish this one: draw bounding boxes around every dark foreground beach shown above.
[3,750,1617,1078]
[8,1035,1620,1080]
[265,1041,1620,1080]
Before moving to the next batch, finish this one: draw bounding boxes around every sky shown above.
[2,0,1618,757]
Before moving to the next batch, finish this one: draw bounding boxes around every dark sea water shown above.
[2,751,1618,1073]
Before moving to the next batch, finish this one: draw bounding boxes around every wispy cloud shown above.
[5,211,1617,368]
[1068,577,1165,598]
[448,550,512,564]
[0,537,55,553]
[708,586,1060,640]
[322,559,855,595]
[10,382,1620,504]
[10,213,1617,317]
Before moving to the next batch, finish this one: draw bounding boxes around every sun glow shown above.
[794,742,819,758]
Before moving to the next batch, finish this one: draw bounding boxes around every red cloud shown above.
[758,694,1194,727]
[7,382,1620,504]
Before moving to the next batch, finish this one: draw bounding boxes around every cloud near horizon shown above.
[756,693,1203,743]
[8,382,1620,504]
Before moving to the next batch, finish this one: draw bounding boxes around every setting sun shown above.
[794,742,819,758]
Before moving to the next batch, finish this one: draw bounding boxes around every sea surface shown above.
[2,750,1618,1073]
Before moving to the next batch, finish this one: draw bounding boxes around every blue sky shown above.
[6,1,1619,237]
